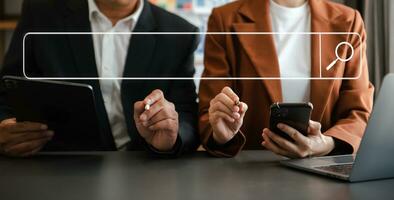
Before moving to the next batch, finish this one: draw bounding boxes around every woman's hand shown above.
[262,120,335,158]
[209,87,248,145]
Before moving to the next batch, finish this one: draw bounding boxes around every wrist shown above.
[212,131,235,145]
[150,134,178,152]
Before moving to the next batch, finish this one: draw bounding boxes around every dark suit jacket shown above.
[0,0,200,156]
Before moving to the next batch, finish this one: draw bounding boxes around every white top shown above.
[269,0,311,102]
[88,0,144,149]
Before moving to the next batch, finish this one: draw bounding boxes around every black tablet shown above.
[2,76,112,151]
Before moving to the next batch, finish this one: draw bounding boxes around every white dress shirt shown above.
[270,0,311,102]
[87,0,144,149]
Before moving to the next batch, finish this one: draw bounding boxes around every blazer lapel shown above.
[122,2,156,79]
[309,0,353,121]
[64,0,98,78]
[233,0,282,103]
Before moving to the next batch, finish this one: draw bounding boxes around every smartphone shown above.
[269,102,313,141]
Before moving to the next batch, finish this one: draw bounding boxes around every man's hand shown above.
[133,89,179,152]
[262,120,335,158]
[209,87,248,145]
[0,118,53,157]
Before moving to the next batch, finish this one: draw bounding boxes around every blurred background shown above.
[0,0,392,89]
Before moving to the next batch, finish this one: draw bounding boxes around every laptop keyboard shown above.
[314,163,353,175]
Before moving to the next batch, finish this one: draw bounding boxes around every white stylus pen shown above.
[144,100,151,110]
[144,103,150,111]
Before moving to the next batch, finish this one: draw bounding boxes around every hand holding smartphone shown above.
[269,102,313,142]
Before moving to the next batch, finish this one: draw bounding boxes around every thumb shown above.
[238,102,248,118]
[133,101,145,120]
[234,102,248,130]
[308,120,321,135]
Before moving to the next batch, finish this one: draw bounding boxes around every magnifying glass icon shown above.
[326,41,354,71]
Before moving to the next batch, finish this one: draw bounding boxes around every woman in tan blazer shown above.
[199,0,374,157]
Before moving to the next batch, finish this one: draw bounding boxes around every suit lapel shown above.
[63,0,157,79]
[233,0,282,103]
[64,0,98,78]
[309,0,352,121]
[122,1,156,79]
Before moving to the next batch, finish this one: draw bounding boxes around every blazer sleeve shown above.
[324,10,374,154]
[198,9,246,157]
[146,27,201,157]
[0,0,36,121]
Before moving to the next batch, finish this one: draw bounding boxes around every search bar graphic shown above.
[23,32,362,80]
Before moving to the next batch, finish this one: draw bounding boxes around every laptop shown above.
[2,76,116,151]
[280,73,394,182]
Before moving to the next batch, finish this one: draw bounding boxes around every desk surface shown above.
[0,151,393,200]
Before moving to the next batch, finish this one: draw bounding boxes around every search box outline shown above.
[22,32,362,80]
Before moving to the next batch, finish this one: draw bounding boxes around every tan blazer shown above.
[198,0,374,157]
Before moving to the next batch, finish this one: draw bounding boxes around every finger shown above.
[1,118,16,125]
[214,93,239,112]
[262,130,295,158]
[148,119,177,132]
[238,102,248,118]
[221,86,239,104]
[144,89,164,106]
[139,100,165,122]
[3,122,48,133]
[210,101,240,119]
[239,102,248,113]
[234,102,248,124]
[277,123,308,145]
[308,120,322,135]
[143,106,177,127]
[263,128,300,156]
[210,110,236,123]
[133,101,146,120]
[3,130,54,149]
[4,138,50,156]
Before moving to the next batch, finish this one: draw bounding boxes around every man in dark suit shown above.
[0,0,200,157]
